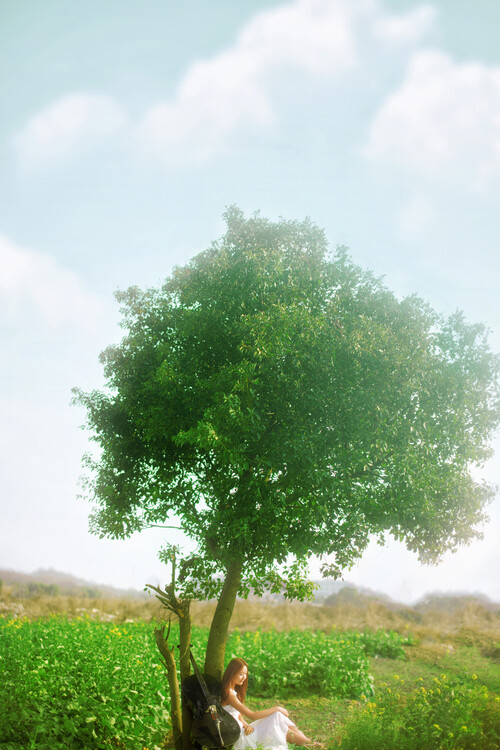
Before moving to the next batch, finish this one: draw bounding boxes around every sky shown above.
[1,0,499,605]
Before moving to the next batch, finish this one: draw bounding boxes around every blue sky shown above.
[1,0,499,603]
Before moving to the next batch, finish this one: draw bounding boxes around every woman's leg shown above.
[286,724,312,746]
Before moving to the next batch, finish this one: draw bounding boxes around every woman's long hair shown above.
[221,658,248,703]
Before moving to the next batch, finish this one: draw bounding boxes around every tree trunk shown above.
[178,607,192,683]
[203,558,242,680]
[154,626,183,750]
[147,555,196,749]
[178,605,194,750]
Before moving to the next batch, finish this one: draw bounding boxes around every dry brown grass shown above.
[0,586,159,622]
[1,589,498,657]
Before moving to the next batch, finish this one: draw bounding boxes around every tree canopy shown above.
[74,206,500,613]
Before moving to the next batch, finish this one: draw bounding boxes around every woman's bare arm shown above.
[224,691,289,721]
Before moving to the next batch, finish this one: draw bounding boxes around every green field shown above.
[1,601,499,749]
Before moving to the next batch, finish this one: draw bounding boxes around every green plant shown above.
[227,629,374,699]
[337,628,413,659]
[336,673,500,749]
[0,617,380,747]
[0,616,171,749]
[2,615,498,749]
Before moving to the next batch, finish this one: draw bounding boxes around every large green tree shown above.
[74,207,499,685]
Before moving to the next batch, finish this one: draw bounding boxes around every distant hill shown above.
[0,568,147,599]
[320,582,395,608]
[414,592,500,614]
[1,568,498,610]
[311,579,347,600]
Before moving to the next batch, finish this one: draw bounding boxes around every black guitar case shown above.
[182,651,241,749]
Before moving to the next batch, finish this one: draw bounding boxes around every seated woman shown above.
[221,658,323,750]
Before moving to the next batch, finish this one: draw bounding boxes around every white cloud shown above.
[15,94,126,167]
[138,0,435,161]
[12,1,436,167]
[364,51,500,189]
[373,4,436,44]
[138,0,357,161]
[0,235,103,331]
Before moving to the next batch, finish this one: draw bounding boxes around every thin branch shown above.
[172,545,177,597]
[143,524,183,530]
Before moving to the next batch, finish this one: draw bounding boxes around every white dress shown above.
[223,690,294,750]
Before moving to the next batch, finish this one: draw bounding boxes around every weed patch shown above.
[334,674,500,749]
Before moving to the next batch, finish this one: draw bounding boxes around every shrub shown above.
[226,628,374,699]
[336,673,500,749]
[0,616,171,750]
